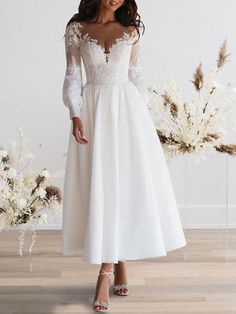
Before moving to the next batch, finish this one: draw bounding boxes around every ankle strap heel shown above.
[99,268,113,281]
[93,268,113,312]
[113,265,129,296]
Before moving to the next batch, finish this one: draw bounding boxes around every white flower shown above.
[23,171,37,187]
[16,198,27,210]
[35,187,46,198]
[0,181,10,198]
[7,168,17,179]
[0,150,8,158]
[40,169,50,179]
[39,213,48,224]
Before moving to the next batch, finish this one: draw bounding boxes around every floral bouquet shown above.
[147,40,236,159]
[0,128,63,255]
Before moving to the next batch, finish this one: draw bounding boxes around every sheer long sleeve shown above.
[62,22,83,120]
[128,31,149,105]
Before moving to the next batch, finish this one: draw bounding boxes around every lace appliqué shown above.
[63,22,83,119]
[64,22,81,47]
[72,21,138,64]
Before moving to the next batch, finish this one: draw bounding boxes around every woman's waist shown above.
[85,70,129,84]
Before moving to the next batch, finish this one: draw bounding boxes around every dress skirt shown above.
[62,80,187,264]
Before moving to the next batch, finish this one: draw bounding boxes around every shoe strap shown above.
[93,300,109,307]
[99,268,113,281]
[113,283,128,290]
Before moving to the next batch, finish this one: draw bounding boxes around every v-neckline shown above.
[77,22,136,64]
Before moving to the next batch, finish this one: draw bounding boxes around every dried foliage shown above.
[148,40,236,159]
[214,144,236,155]
[217,39,230,69]
[191,63,204,91]
[0,129,64,255]
[161,93,178,117]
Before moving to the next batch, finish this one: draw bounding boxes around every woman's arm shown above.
[62,22,87,144]
[128,29,149,105]
[62,21,84,120]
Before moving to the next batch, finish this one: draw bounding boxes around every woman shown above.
[62,0,187,312]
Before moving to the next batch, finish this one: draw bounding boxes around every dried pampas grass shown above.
[191,63,204,91]
[217,39,230,69]
[161,93,178,117]
[215,144,236,155]
[44,185,62,204]
[148,39,236,159]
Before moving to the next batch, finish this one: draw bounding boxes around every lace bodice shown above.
[62,20,149,119]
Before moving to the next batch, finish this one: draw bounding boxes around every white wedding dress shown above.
[62,20,186,264]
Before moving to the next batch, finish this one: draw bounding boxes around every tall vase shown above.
[181,150,231,262]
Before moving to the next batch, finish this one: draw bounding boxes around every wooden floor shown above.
[1,229,236,313]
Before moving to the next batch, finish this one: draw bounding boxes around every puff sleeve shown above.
[62,22,84,120]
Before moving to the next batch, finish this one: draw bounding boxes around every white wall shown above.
[140,0,236,228]
[1,0,236,229]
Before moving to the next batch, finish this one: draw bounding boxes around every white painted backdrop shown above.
[0,0,236,229]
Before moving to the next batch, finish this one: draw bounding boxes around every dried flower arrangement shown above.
[148,40,236,159]
[0,128,63,255]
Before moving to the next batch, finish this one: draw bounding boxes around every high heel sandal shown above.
[93,268,113,312]
[113,264,129,296]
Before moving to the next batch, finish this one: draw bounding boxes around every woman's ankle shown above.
[101,262,114,273]
[114,262,128,284]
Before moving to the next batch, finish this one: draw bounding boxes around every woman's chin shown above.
[104,6,120,12]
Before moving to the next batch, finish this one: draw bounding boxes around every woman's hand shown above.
[72,117,88,144]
